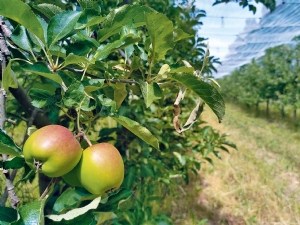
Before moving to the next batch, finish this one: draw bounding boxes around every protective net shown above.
[215,0,300,77]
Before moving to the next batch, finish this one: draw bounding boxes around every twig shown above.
[83,133,92,147]
[39,178,58,200]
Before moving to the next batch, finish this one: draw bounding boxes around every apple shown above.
[23,125,82,177]
[78,143,124,195]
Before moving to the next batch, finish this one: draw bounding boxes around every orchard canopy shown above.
[2,0,293,224]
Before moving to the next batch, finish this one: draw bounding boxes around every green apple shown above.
[23,125,82,177]
[79,143,124,195]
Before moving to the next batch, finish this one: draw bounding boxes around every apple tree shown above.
[0,0,235,224]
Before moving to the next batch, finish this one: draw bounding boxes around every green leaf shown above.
[3,156,25,169]
[11,26,33,52]
[98,189,132,212]
[98,95,117,116]
[85,16,105,28]
[23,63,63,86]
[53,188,95,214]
[63,54,89,67]
[145,12,174,61]
[113,83,127,108]
[170,66,194,74]
[94,34,140,61]
[140,82,162,108]
[0,130,21,156]
[0,0,45,42]
[63,81,84,108]
[98,5,154,42]
[47,11,81,46]
[76,9,105,29]
[112,116,159,150]
[173,152,186,166]
[13,199,46,225]
[32,3,63,19]
[29,88,56,108]
[47,196,101,222]
[171,73,225,122]
[84,79,105,94]
[3,60,18,91]
[0,206,18,224]
[173,28,193,42]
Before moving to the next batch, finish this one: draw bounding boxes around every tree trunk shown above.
[266,99,270,118]
[255,101,259,116]
[293,107,297,120]
[280,105,285,118]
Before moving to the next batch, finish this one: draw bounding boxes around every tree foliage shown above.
[219,43,300,119]
[0,0,236,224]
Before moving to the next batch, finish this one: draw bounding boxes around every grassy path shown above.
[178,103,300,225]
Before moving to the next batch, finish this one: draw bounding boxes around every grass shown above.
[168,103,300,225]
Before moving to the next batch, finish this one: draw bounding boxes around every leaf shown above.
[47,11,81,46]
[0,130,21,156]
[140,82,162,108]
[158,64,170,75]
[29,88,56,108]
[53,188,95,214]
[46,212,98,225]
[171,73,225,122]
[113,83,127,108]
[0,206,18,224]
[3,156,25,169]
[23,63,64,86]
[3,60,18,91]
[13,199,46,225]
[112,116,159,150]
[97,189,132,212]
[63,54,90,67]
[32,3,63,19]
[94,34,140,61]
[98,5,154,42]
[47,196,101,222]
[173,152,186,166]
[170,66,194,74]
[11,26,33,52]
[145,12,174,61]
[173,88,186,133]
[84,79,105,94]
[63,81,84,108]
[98,95,117,116]
[0,0,45,42]
[77,10,104,29]
[174,28,193,42]
[182,100,204,130]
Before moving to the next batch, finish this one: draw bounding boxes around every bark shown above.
[0,20,19,208]
[266,99,270,118]
[0,17,51,197]
[280,105,285,119]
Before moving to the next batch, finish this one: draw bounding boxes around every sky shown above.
[196,0,266,62]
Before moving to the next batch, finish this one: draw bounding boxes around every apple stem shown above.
[40,178,58,200]
[83,133,92,147]
[75,131,92,146]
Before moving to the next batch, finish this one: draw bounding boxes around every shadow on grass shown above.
[225,100,300,131]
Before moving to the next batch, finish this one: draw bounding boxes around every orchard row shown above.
[219,43,300,119]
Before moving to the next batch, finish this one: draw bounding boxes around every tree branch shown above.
[0,17,51,200]
[0,19,19,208]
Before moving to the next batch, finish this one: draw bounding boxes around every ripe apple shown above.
[78,143,124,195]
[23,125,82,177]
